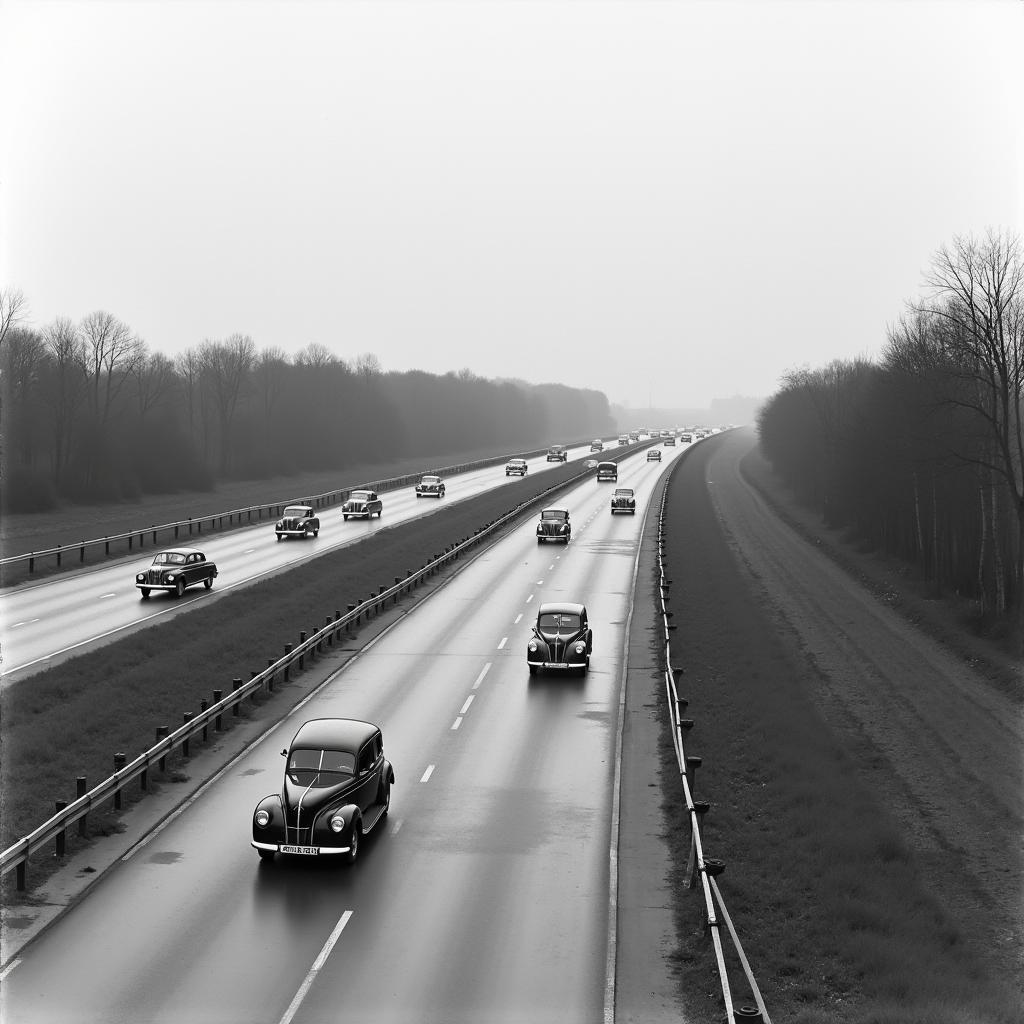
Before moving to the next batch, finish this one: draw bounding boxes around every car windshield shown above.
[615,489,634,497]
[287,748,356,787]
[153,551,187,565]
[349,491,371,502]
[283,507,309,517]
[538,612,581,632]
[541,510,567,521]
[421,477,440,484]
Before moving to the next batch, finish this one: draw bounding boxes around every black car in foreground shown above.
[136,548,218,598]
[527,602,592,675]
[252,718,394,864]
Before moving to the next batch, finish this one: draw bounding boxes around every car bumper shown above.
[136,582,180,591]
[251,840,351,856]
[536,534,569,542]
[527,659,587,670]
[276,529,311,536]
[343,509,372,517]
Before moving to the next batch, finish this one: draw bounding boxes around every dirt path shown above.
[710,428,1023,985]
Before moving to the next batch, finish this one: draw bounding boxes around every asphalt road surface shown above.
[1,443,681,1024]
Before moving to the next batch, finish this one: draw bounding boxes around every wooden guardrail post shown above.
[686,755,702,797]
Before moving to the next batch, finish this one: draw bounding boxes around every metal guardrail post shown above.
[283,645,292,681]
[298,634,306,671]
[266,661,275,691]
[182,713,193,757]
[200,700,209,740]
[213,690,223,731]
[685,755,702,797]
[232,678,242,715]
[114,753,126,809]
[55,802,68,858]
[156,728,169,771]
[76,777,87,836]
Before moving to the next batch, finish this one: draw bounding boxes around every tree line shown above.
[0,308,614,512]
[758,229,1024,643]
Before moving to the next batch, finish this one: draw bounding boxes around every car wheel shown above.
[277,534,283,541]
[140,588,150,599]
[528,665,538,676]
[313,529,319,537]
[343,514,348,521]
[175,578,185,598]
[204,577,213,590]
[258,849,274,862]
[346,819,362,865]
[378,778,391,818]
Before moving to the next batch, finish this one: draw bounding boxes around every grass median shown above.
[0,462,588,897]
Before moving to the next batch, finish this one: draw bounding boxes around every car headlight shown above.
[330,815,345,833]
[528,640,538,652]
[575,642,586,654]
[136,574,145,582]
[254,809,270,827]
[166,573,177,580]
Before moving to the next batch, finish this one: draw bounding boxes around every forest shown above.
[0,313,613,514]
[758,230,1024,642]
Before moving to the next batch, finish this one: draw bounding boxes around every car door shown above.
[353,736,382,811]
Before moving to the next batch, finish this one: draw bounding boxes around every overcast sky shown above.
[3,0,1021,409]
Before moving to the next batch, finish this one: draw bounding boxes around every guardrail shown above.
[0,455,613,891]
[651,476,771,1023]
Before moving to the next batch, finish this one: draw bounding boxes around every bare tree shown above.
[913,230,1024,636]
[199,333,256,474]
[79,310,145,426]
[295,342,345,369]
[41,317,88,485]
[0,287,28,348]
[131,351,178,419]
[354,352,382,379]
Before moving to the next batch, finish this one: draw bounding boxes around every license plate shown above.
[280,845,318,856]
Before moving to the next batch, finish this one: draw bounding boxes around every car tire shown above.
[139,588,150,599]
[204,577,213,589]
[346,819,362,865]
[343,514,348,521]
[528,665,538,676]
[175,578,185,598]
[258,849,274,862]
[313,528,319,537]
[277,534,283,541]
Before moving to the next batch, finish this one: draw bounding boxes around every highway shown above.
[1,442,681,1024]
[0,442,620,684]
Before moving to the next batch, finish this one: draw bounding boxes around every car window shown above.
[357,744,376,774]
[288,748,356,787]
[538,612,581,631]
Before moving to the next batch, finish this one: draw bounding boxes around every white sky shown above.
[2,0,1021,409]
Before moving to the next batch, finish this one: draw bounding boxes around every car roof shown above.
[156,547,204,557]
[541,507,568,514]
[614,487,634,493]
[598,460,616,467]
[290,718,379,752]
[284,503,313,510]
[538,602,586,616]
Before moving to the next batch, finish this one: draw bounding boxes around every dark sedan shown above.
[252,718,394,864]
[415,475,446,498]
[135,548,217,599]
[276,504,320,541]
[342,489,383,520]
[536,507,571,544]
[610,488,636,514]
[527,602,592,675]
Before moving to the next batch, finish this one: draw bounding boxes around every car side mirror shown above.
[281,749,287,757]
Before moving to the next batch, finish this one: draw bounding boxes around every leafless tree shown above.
[199,333,256,474]
[130,351,178,420]
[0,287,28,349]
[40,317,88,485]
[295,342,345,369]
[354,352,382,379]
[79,310,145,426]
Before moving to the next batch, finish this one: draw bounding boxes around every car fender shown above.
[252,794,285,839]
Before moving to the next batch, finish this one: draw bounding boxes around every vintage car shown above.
[252,718,394,864]
[617,434,629,446]
[136,547,217,599]
[664,435,676,446]
[596,461,618,482]
[628,431,639,442]
[342,489,382,520]
[536,507,571,544]
[276,504,320,541]
[527,602,592,676]
[505,458,528,476]
[610,487,636,514]
[647,448,662,462]
[590,439,604,452]
[680,433,694,443]
[546,444,568,462]
[415,475,446,498]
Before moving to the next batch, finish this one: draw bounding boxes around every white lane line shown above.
[459,695,475,715]
[420,765,435,783]
[278,910,354,1024]
[536,579,544,584]
[514,612,523,624]
[0,958,21,981]
[526,593,534,602]
[391,819,403,835]
[497,637,508,650]
[244,547,257,554]
[472,662,491,689]
[451,717,463,730]
[99,593,116,600]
